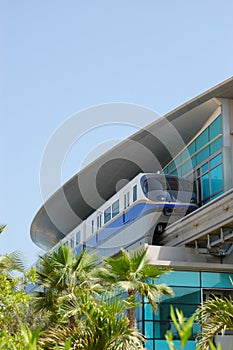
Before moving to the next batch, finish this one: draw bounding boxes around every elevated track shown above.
[161,188,233,256]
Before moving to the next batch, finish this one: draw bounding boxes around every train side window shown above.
[76,231,81,245]
[104,206,111,224]
[112,200,119,217]
[124,191,130,209]
[91,220,94,234]
[97,214,102,229]
[133,185,137,202]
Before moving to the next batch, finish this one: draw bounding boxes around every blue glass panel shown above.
[144,303,153,320]
[196,147,209,164]
[201,173,209,199]
[201,162,208,174]
[202,272,233,288]
[210,153,222,168]
[210,137,222,154]
[196,129,209,148]
[156,271,200,287]
[210,165,223,194]
[209,115,222,139]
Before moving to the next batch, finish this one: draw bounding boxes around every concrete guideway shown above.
[161,188,233,256]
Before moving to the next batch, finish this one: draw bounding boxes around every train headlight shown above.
[190,198,196,203]
[157,194,166,201]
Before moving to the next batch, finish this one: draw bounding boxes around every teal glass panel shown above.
[210,164,223,194]
[169,163,176,173]
[196,147,209,164]
[201,173,209,199]
[201,162,208,174]
[144,303,153,320]
[137,321,143,333]
[144,321,153,338]
[158,303,198,326]
[209,115,222,139]
[202,272,233,288]
[196,129,209,148]
[175,155,182,166]
[158,320,173,339]
[136,305,142,321]
[210,153,222,168]
[191,155,196,167]
[154,320,161,338]
[210,137,222,154]
[180,160,193,175]
[162,287,200,304]
[145,339,153,350]
[170,169,178,176]
[154,340,170,350]
[155,340,197,350]
[211,191,223,200]
[187,142,196,156]
[156,271,200,287]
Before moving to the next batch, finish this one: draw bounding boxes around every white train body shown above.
[56,173,198,257]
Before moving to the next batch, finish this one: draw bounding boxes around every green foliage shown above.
[196,294,233,349]
[98,246,173,329]
[0,251,25,273]
[40,295,144,350]
[18,324,42,350]
[165,306,197,350]
[165,306,225,350]
[33,245,101,326]
[0,272,30,335]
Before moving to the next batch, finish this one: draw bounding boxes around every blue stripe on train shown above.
[84,201,197,250]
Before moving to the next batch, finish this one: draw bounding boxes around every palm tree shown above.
[98,246,174,329]
[40,295,144,350]
[196,294,233,349]
[33,244,100,327]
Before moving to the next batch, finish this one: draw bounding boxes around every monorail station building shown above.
[31,77,233,349]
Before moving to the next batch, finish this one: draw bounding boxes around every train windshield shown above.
[166,176,193,192]
[141,174,196,203]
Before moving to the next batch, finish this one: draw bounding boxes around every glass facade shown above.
[139,270,233,350]
[163,115,223,205]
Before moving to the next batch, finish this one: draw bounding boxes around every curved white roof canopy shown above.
[31,77,233,250]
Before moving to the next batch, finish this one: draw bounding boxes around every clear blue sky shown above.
[1,0,233,267]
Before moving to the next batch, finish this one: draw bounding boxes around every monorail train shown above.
[59,173,198,257]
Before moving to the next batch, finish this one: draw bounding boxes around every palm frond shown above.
[0,251,25,272]
[196,295,233,349]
